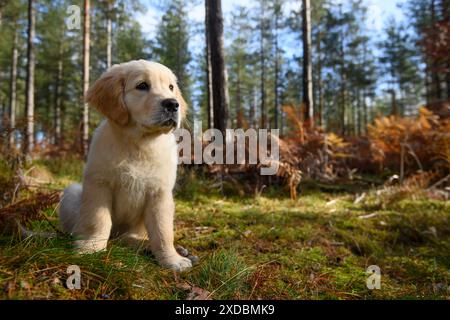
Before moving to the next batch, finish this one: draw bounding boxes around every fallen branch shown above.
[427,174,450,190]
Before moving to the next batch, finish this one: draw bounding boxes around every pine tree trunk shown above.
[446,63,450,100]
[106,1,113,69]
[9,27,18,149]
[317,29,323,127]
[1,99,4,128]
[430,0,442,100]
[443,0,450,99]
[302,0,314,125]
[176,20,182,82]
[253,86,258,128]
[390,90,397,116]
[337,4,347,135]
[273,2,280,129]
[54,43,63,146]
[363,90,368,134]
[340,47,346,135]
[205,0,213,129]
[259,1,266,129]
[82,0,90,156]
[357,89,362,136]
[351,90,356,136]
[25,0,35,155]
[236,60,242,128]
[208,0,229,134]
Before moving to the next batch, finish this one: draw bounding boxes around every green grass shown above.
[0,158,449,299]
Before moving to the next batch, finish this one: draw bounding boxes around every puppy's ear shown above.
[175,86,188,119]
[86,66,129,126]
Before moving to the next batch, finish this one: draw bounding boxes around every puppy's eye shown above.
[169,84,174,91]
[136,82,150,91]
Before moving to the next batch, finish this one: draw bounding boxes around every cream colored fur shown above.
[58,60,191,271]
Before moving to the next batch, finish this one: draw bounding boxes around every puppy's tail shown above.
[59,183,82,235]
[11,185,82,240]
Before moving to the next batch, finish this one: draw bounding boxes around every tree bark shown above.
[236,60,243,128]
[9,27,18,149]
[205,0,213,129]
[302,0,314,125]
[273,1,280,129]
[82,0,90,156]
[430,0,442,100]
[106,0,113,69]
[390,89,398,116]
[363,90,368,134]
[316,29,323,127]
[339,4,346,135]
[442,0,450,99]
[176,8,182,82]
[25,0,36,155]
[259,1,266,129]
[340,43,346,135]
[357,89,362,136]
[447,61,450,100]
[250,86,257,128]
[54,43,63,146]
[208,0,229,134]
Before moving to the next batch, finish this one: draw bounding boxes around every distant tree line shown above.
[0,0,448,157]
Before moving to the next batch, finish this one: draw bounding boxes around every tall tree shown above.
[429,0,442,100]
[0,1,23,148]
[404,0,448,103]
[153,0,192,106]
[82,0,90,156]
[8,27,18,148]
[227,6,256,129]
[54,43,63,145]
[379,19,421,116]
[302,0,313,124]
[25,0,36,155]
[311,0,327,127]
[106,0,113,69]
[273,0,282,129]
[442,0,450,99]
[205,0,213,129]
[208,0,229,134]
[258,0,267,128]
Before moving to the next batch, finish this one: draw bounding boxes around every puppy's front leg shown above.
[145,190,192,271]
[73,183,112,254]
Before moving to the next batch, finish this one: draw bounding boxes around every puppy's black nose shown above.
[161,99,179,112]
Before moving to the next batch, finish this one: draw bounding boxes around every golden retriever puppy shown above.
[59,60,192,271]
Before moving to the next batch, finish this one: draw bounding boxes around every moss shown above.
[0,157,449,299]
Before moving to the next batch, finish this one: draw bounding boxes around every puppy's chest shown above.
[116,158,176,189]
[115,155,176,194]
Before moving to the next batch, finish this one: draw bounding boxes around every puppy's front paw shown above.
[160,255,193,272]
[74,239,107,254]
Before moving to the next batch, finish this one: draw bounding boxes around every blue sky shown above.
[134,0,410,111]
[136,0,407,40]
[135,0,408,70]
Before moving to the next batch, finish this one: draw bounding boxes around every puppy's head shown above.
[86,60,187,133]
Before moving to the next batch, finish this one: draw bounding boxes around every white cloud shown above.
[188,3,204,24]
[135,6,161,38]
[367,3,383,32]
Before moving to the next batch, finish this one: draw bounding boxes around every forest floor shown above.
[0,156,449,299]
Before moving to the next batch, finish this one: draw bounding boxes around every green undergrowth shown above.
[0,157,448,299]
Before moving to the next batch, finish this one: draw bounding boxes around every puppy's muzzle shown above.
[161,98,179,127]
